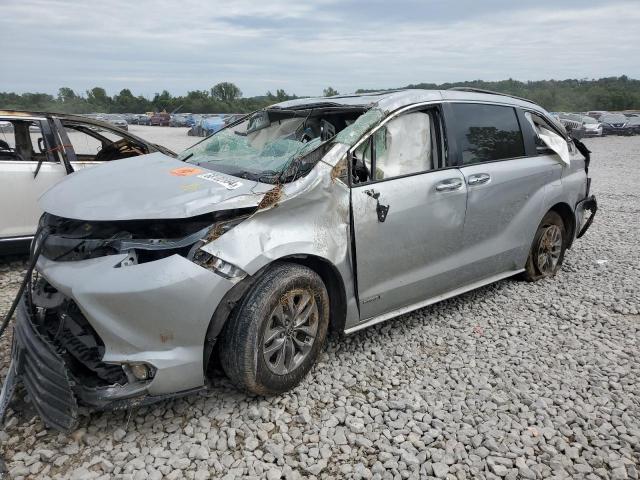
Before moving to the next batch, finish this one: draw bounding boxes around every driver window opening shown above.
[524,111,560,155]
[351,109,444,184]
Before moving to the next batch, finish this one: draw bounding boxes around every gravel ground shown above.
[0,135,639,480]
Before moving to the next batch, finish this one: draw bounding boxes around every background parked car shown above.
[123,113,138,125]
[104,114,128,131]
[558,113,602,137]
[187,115,226,136]
[170,114,189,127]
[625,115,640,134]
[599,113,634,136]
[150,112,171,126]
[587,110,607,120]
[0,110,175,252]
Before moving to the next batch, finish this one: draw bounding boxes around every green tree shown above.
[211,82,242,103]
[57,87,77,103]
[323,86,339,97]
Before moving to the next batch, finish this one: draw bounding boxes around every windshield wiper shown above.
[229,170,283,184]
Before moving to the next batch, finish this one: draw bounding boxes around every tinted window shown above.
[452,104,525,164]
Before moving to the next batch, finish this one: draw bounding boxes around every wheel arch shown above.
[203,254,347,376]
[548,202,576,249]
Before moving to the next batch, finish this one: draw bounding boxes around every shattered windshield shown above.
[178,106,370,183]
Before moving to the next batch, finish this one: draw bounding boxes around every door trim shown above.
[344,268,524,334]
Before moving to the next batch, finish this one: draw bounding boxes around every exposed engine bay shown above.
[38,209,255,265]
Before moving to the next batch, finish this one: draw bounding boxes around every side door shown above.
[447,102,556,282]
[0,117,66,240]
[350,106,469,320]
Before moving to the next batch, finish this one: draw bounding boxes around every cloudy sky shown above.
[2,0,639,98]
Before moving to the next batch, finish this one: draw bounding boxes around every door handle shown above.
[467,173,491,185]
[435,179,463,192]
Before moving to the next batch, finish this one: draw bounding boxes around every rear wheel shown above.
[523,211,567,281]
[219,262,329,395]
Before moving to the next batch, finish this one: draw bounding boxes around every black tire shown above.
[219,262,330,395]
[523,211,567,281]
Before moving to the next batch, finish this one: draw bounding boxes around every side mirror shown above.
[37,137,46,153]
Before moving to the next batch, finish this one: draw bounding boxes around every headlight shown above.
[192,250,247,280]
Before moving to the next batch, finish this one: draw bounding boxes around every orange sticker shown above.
[170,167,203,177]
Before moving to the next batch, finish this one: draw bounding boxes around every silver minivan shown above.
[4,89,597,430]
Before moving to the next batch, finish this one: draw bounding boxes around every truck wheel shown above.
[219,262,329,395]
[523,211,567,281]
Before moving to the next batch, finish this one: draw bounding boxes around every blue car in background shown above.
[187,115,225,136]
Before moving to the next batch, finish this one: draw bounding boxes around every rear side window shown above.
[451,103,525,164]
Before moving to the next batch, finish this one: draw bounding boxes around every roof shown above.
[272,88,547,115]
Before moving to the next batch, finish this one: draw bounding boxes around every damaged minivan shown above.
[2,89,597,430]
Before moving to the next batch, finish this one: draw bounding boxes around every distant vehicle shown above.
[105,114,129,131]
[559,113,602,137]
[625,116,640,134]
[0,110,176,252]
[136,114,151,126]
[150,112,171,126]
[188,115,226,136]
[185,114,201,128]
[587,111,607,120]
[170,114,189,127]
[599,113,634,136]
[123,113,138,125]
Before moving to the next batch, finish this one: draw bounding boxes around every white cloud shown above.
[1,0,638,96]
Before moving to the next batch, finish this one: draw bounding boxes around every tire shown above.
[523,211,567,281]
[219,262,330,395]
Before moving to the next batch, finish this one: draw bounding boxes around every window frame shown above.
[519,109,569,157]
[445,101,528,167]
[0,117,57,163]
[347,103,451,187]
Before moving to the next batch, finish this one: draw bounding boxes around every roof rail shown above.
[448,87,536,105]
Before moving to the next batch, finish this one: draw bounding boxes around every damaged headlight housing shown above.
[185,215,250,280]
[39,210,255,267]
[191,250,247,280]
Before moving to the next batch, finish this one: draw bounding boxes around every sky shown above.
[1,0,639,98]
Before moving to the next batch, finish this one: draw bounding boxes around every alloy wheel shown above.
[537,224,563,275]
[262,289,319,375]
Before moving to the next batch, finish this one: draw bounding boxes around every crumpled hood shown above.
[39,153,273,220]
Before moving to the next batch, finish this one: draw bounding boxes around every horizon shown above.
[3,75,639,101]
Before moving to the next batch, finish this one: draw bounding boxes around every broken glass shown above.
[334,109,384,147]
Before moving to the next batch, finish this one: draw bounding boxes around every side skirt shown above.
[344,269,524,335]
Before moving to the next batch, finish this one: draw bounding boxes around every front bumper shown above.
[33,253,235,396]
[576,195,598,239]
[13,299,78,431]
[603,127,633,136]
[582,128,602,137]
[12,297,207,431]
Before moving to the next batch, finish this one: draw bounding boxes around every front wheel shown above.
[523,211,567,281]
[219,262,330,395]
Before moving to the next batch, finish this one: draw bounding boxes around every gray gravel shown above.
[1,135,639,479]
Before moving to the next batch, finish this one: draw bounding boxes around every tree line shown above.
[1,77,639,115]
[360,76,640,112]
